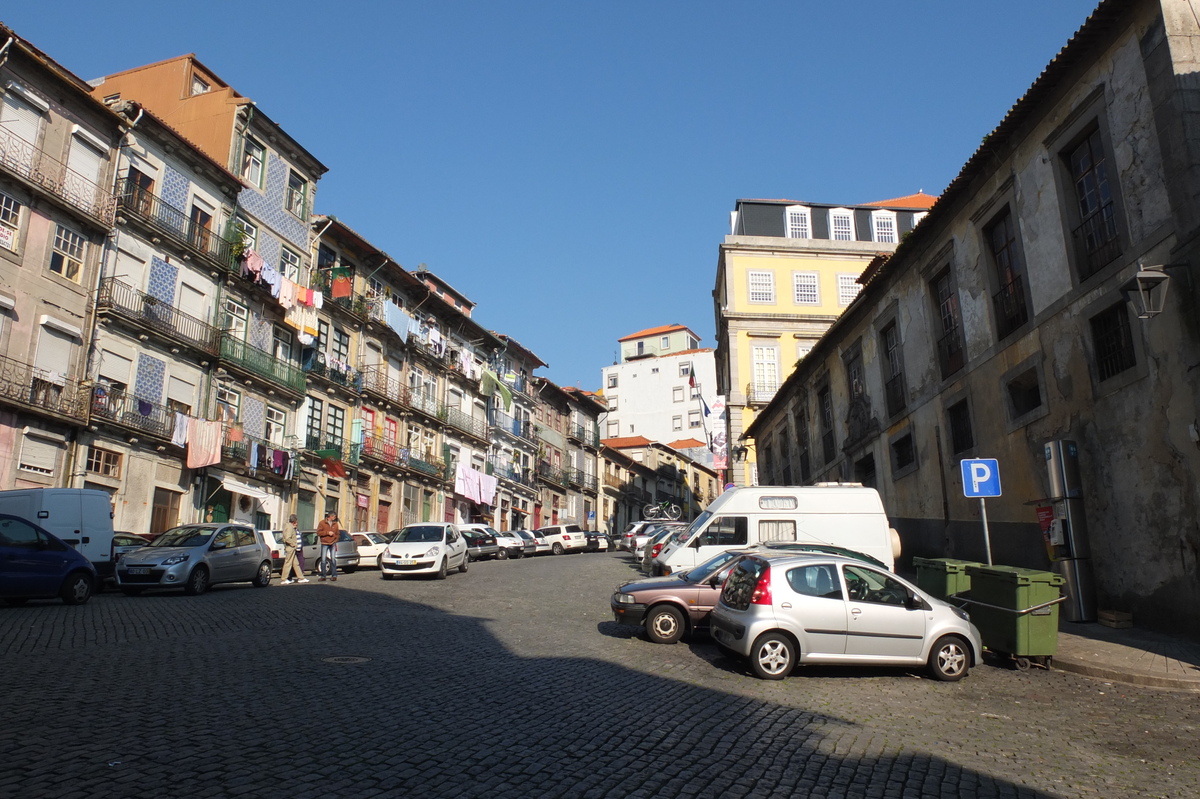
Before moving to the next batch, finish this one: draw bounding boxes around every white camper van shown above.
[654,484,901,576]
[0,488,116,579]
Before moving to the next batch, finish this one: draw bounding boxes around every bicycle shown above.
[643,500,682,521]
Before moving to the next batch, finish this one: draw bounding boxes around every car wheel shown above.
[59,572,94,605]
[381,572,394,581]
[120,587,145,597]
[928,635,971,682]
[496,548,509,560]
[459,554,469,573]
[252,561,272,588]
[342,566,356,574]
[435,558,448,580]
[552,543,564,555]
[645,605,685,644]
[750,632,796,680]
[184,567,209,596]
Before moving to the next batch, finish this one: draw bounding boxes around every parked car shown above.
[261,530,287,572]
[710,554,983,681]
[351,532,390,568]
[115,523,273,596]
[535,524,587,555]
[631,521,687,563]
[0,513,97,606]
[510,529,539,558]
[618,521,654,552]
[380,523,469,579]
[641,525,689,574]
[611,548,754,643]
[585,530,609,552]
[490,529,530,559]
[520,529,552,556]
[111,532,152,562]
[300,529,360,575]
[461,529,500,561]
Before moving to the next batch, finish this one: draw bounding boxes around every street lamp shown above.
[1120,263,1187,319]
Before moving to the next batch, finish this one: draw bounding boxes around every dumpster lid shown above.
[965,564,1066,585]
[913,557,979,572]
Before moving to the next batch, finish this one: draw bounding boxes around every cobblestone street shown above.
[3,552,1196,798]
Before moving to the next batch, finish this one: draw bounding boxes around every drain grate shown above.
[322,656,371,664]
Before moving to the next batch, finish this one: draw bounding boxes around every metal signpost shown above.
[961,458,1001,565]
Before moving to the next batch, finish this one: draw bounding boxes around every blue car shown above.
[0,513,97,606]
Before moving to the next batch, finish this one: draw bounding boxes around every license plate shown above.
[397,559,417,566]
[128,567,149,575]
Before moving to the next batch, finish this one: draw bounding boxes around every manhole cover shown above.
[322,656,371,664]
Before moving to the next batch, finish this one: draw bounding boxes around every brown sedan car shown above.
[611,549,751,643]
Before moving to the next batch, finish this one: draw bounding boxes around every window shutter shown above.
[99,349,133,386]
[67,136,104,185]
[19,434,59,474]
[168,376,195,405]
[34,327,75,383]
[1,92,43,146]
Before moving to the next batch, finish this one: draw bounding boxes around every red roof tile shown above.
[860,191,937,209]
[601,436,653,448]
[617,324,695,343]
[667,438,707,450]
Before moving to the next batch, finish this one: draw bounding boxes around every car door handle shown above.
[851,608,862,616]
[780,602,792,609]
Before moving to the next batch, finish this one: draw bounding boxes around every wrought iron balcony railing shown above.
[90,387,173,440]
[445,406,488,440]
[489,409,536,443]
[1,129,116,225]
[360,366,411,407]
[406,389,444,421]
[1073,200,1121,280]
[746,381,780,404]
[97,277,219,354]
[223,428,300,474]
[408,452,448,480]
[219,333,306,394]
[992,275,1029,339]
[568,423,600,448]
[360,434,409,468]
[117,177,235,266]
[488,460,535,488]
[305,433,361,466]
[308,269,372,319]
[536,462,568,487]
[303,352,362,389]
[0,353,90,422]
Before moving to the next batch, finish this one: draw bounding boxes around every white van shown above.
[654,484,901,576]
[0,488,116,579]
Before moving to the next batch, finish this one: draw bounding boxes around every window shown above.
[0,191,21,251]
[279,247,301,281]
[19,434,59,476]
[679,362,690,377]
[752,346,779,397]
[871,210,897,243]
[273,325,292,362]
[1091,302,1136,381]
[661,336,670,350]
[830,208,855,241]
[331,328,350,362]
[787,564,841,599]
[608,395,617,411]
[891,432,916,474]
[881,321,906,416]
[189,202,212,251]
[265,406,287,445]
[912,212,928,227]
[986,207,1029,338]
[793,272,819,304]
[606,420,619,437]
[607,373,618,389]
[1006,368,1043,419]
[932,267,965,379]
[307,399,324,447]
[150,488,181,537]
[697,516,748,547]
[286,170,307,217]
[837,274,861,306]
[223,299,247,338]
[86,446,122,478]
[1066,127,1120,278]
[797,343,813,361]
[845,346,864,400]
[50,225,85,282]
[327,404,345,442]
[748,271,775,303]
[688,410,701,428]
[191,74,210,95]
[947,398,974,454]
[241,139,265,187]
[785,205,811,239]
[216,386,240,423]
[854,453,876,487]
[672,415,683,431]
[235,216,257,250]
[843,565,911,606]
[818,386,835,464]
[794,406,812,483]
[760,520,797,543]
[673,386,684,402]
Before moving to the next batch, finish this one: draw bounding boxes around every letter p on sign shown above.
[961,459,1001,498]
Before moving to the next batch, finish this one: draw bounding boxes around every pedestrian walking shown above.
[279,514,308,584]
[317,511,340,582]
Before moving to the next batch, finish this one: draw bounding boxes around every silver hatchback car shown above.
[710,554,983,681]
[116,523,273,596]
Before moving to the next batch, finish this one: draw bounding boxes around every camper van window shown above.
[759,496,799,510]
[759,520,797,542]
[697,516,748,547]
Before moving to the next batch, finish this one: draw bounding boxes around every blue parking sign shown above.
[961,459,1002,498]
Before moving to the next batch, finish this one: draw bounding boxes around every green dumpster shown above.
[963,565,1065,667]
[912,557,979,600]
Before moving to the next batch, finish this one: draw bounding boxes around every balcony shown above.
[536,462,568,487]
[222,428,300,477]
[97,277,219,355]
[936,329,965,380]
[0,353,90,423]
[445,406,488,441]
[884,373,907,417]
[117,177,235,268]
[488,460,535,489]
[360,434,408,469]
[408,452,448,481]
[89,387,173,441]
[656,464,681,481]
[568,422,600,449]
[490,409,536,443]
[303,351,362,390]
[746,382,780,405]
[1,128,115,225]
[219,333,306,395]
[1073,200,1121,280]
[305,433,361,467]
[308,268,372,320]
[992,275,1029,340]
[604,473,622,490]
[360,366,410,407]
[406,389,444,422]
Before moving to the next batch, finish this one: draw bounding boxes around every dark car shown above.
[0,514,97,606]
[461,529,500,561]
[584,531,610,553]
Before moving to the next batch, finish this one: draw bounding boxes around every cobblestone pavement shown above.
[2,551,1197,798]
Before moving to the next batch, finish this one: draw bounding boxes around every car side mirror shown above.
[908,591,929,611]
[211,541,228,550]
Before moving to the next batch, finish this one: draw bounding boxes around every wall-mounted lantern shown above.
[1121,263,1188,319]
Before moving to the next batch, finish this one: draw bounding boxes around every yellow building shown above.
[713,194,934,485]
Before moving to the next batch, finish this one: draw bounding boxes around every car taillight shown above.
[651,543,664,557]
[750,567,773,605]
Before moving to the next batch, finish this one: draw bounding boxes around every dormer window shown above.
[830,208,855,241]
[871,210,897,243]
[785,205,811,239]
[191,74,210,96]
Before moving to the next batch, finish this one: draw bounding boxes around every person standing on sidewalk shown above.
[279,514,308,584]
[317,511,341,582]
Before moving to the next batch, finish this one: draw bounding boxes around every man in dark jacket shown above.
[316,511,340,582]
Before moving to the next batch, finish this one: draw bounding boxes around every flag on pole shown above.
[700,396,710,416]
[688,369,696,389]
[331,266,353,299]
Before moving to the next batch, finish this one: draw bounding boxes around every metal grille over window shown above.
[1091,303,1136,381]
[1069,129,1120,278]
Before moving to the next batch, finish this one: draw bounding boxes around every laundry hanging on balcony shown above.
[331,266,353,299]
[186,418,222,469]
[480,369,513,412]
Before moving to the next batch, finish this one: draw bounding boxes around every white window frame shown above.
[672,415,683,431]
[265,405,287,446]
[912,211,928,227]
[223,298,247,338]
[191,73,210,96]
[830,208,855,241]
[273,325,293,361]
[793,272,819,305]
[607,395,617,411]
[241,138,265,187]
[49,224,85,282]
[672,386,684,403]
[606,420,619,437]
[785,205,811,239]
[679,362,691,377]
[0,190,21,251]
[216,386,241,422]
[285,170,307,217]
[748,270,775,303]
[837,274,862,306]
[688,410,701,428]
[660,335,670,350]
[607,373,617,389]
[279,246,301,281]
[871,210,898,243]
[236,216,258,249]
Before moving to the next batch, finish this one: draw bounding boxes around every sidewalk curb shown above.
[1052,655,1200,692]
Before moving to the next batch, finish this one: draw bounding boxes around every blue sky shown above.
[8,1,1100,389]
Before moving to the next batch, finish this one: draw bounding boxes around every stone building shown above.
[744,0,1200,631]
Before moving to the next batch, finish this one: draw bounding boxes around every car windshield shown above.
[151,527,214,548]
[360,533,386,545]
[683,550,745,584]
[393,526,445,543]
